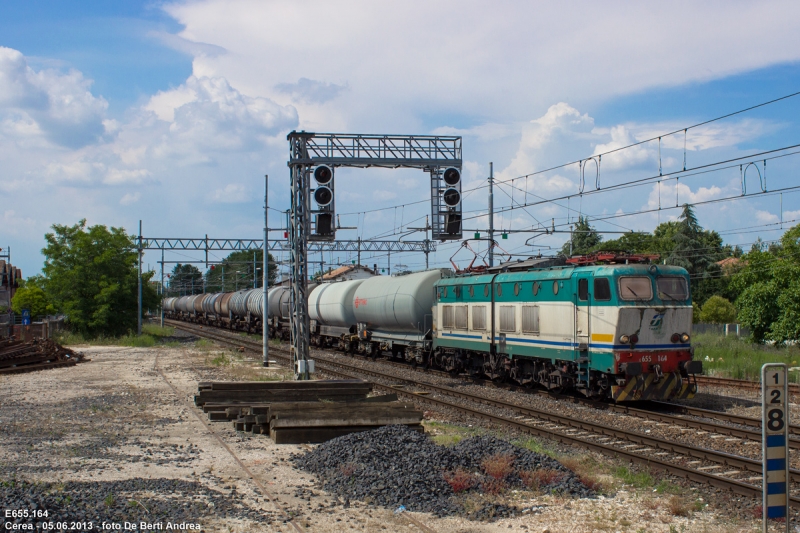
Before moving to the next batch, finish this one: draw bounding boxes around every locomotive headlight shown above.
[681,333,690,343]
[619,334,630,344]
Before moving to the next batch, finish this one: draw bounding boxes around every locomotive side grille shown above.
[521,305,539,334]
[499,306,516,332]
[472,306,486,331]
[455,306,468,330]
[442,305,455,329]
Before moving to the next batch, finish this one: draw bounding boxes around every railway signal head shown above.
[443,167,460,186]
[311,165,335,239]
[314,165,333,185]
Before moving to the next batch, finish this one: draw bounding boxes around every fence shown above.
[693,322,751,338]
[0,316,65,340]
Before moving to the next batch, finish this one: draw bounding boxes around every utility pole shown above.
[357,237,361,266]
[160,249,164,328]
[425,216,430,269]
[253,251,257,289]
[137,220,142,335]
[488,162,494,267]
[268,174,269,366]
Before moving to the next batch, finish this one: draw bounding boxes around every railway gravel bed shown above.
[166,320,800,527]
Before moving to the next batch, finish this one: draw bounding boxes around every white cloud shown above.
[0,46,107,148]
[755,210,779,224]
[208,183,248,203]
[592,125,655,171]
[275,78,347,104]
[104,168,153,185]
[119,192,141,205]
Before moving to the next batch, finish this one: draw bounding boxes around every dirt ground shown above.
[0,342,788,532]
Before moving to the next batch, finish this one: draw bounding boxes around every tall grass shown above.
[693,333,800,382]
[52,324,176,348]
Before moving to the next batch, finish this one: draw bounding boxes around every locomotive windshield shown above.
[656,276,689,301]
[618,276,653,300]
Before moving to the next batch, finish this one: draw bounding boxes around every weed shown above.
[443,469,476,493]
[481,453,514,480]
[104,494,115,507]
[209,354,229,367]
[511,437,556,457]
[643,497,660,511]
[480,477,506,495]
[520,468,563,490]
[141,324,175,337]
[655,480,683,494]
[578,473,602,492]
[612,466,654,488]
[668,495,691,517]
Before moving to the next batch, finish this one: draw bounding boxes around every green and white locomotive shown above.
[432,254,701,401]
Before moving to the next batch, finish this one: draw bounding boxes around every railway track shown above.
[696,374,800,394]
[166,319,800,509]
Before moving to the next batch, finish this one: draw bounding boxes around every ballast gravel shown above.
[292,425,595,518]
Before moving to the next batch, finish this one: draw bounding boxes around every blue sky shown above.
[2,1,800,281]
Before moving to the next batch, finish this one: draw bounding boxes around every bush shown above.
[699,295,736,324]
[443,469,476,493]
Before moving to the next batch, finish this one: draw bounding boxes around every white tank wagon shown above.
[267,286,291,320]
[351,269,450,361]
[309,279,367,347]
[162,297,178,313]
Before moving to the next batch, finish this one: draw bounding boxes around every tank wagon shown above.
[309,270,443,360]
[162,283,319,337]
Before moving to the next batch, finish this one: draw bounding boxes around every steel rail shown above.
[696,375,800,394]
[166,319,800,507]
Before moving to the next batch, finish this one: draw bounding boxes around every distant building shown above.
[321,265,376,281]
[0,259,21,311]
[716,257,743,274]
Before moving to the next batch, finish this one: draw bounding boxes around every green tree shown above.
[698,295,736,324]
[204,250,277,292]
[11,276,55,317]
[561,216,602,256]
[169,264,203,295]
[41,219,159,337]
[591,232,657,254]
[732,225,800,343]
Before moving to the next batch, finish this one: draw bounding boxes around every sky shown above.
[2,1,800,283]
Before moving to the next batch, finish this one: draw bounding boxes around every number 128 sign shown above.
[762,363,790,532]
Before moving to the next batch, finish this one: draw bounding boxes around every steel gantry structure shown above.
[287,131,462,377]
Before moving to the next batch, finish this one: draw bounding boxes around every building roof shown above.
[321,264,374,280]
[716,257,742,270]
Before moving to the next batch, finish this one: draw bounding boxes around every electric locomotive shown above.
[432,254,701,401]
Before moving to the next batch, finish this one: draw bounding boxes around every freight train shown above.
[163,254,701,401]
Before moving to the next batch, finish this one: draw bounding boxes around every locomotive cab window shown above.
[578,279,589,301]
[618,276,653,301]
[594,278,611,300]
[657,276,688,300]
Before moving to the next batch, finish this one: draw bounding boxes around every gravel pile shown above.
[292,425,595,518]
[0,477,281,528]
